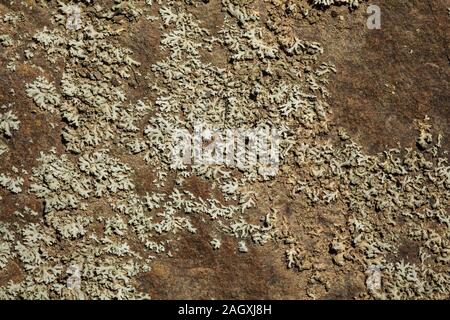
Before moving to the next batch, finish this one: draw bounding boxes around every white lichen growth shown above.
[311,0,360,8]
[0,140,7,156]
[0,111,20,137]
[0,34,13,47]
[0,223,15,269]
[25,77,61,113]
[210,238,221,250]
[0,0,448,301]
[0,173,24,194]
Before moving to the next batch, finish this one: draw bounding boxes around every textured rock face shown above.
[0,0,449,299]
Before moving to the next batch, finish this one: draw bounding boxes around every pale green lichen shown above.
[0,0,448,300]
[311,0,361,8]
[0,34,13,47]
[0,110,20,137]
[0,172,24,194]
[25,77,61,113]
